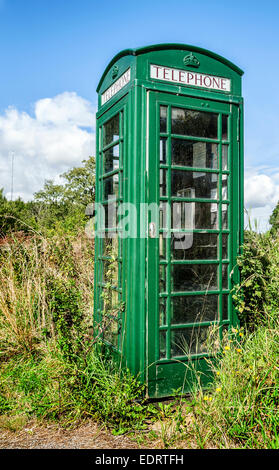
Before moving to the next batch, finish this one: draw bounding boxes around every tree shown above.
[0,189,30,235]
[33,156,95,233]
[269,201,279,236]
[0,157,96,236]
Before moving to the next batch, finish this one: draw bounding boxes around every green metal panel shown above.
[94,44,244,398]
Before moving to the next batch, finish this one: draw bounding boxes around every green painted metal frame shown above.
[94,44,244,398]
[146,91,241,397]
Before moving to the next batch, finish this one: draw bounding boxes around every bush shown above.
[232,229,279,328]
[186,319,279,448]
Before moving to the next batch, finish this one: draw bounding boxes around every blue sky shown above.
[0,0,279,230]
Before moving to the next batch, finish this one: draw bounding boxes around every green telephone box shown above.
[94,44,244,398]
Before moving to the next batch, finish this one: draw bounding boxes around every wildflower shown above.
[203,395,209,401]
[239,332,244,337]
[236,348,242,353]
[216,371,220,376]
[224,345,230,351]
[231,327,238,333]
[216,387,221,393]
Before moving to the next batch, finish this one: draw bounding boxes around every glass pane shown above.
[103,174,119,200]
[171,295,218,324]
[103,318,119,348]
[102,260,118,285]
[222,115,228,140]
[160,106,167,133]
[171,108,218,139]
[103,114,120,147]
[102,235,118,257]
[222,174,228,200]
[172,202,218,230]
[222,264,228,289]
[159,233,167,259]
[222,204,228,229]
[222,234,228,259]
[159,265,167,292]
[159,201,169,229]
[171,232,218,260]
[160,169,167,196]
[159,298,167,325]
[171,325,217,356]
[159,330,167,359]
[172,264,218,292]
[171,170,218,199]
[104,145,119,173]
[103,287,119,311]
[104,202,117,228]
[160,138,167,163]
[222,294,228,320]
[171,139,218,169]
[222,145,228,171]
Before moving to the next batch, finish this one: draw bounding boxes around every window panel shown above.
[159,265,167,292]
[171,139,218,169]
[159,298,167,326]
[104,202,117,229]
[159,330,167,359]
[159,233,167,259]
[160,106,167,133]
[171,325,217,357]
[222,204,228,229]
[171,170,218,199]
[160,138,167,164]
[103,114,119,147]
[222,294,229,320]
[103,174,119,200]
[171,232,218,260]
[103,318,119,347]
[222,264,228,289]
[222,174,228,200]
[172,202,218,230]
[222,115,228,140]
[102,259,118,286]
[102,235,118,257]
[104,145,119,174]
[172,264,218,292]
[160,169,167,196]
[171,108,218,139]
[222,145,228,171]
[171,294,218,324]
[222,234,228,259]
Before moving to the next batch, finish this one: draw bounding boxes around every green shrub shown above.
[232,230,279,328]
[186,319,279,448]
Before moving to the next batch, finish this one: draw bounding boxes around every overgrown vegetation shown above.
[0,157,279,447]
[0,233,150,432]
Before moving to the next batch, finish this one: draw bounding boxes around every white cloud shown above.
[35,92,94,127]
[244,168,279,232]
[0,92,95,201]
[244,173,276,209]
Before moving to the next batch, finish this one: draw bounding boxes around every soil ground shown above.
[0,420,148,449]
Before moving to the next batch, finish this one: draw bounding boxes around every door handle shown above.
[149,222,156,238]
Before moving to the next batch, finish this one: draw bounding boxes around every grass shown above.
[0,230,278,448]
[144,318,279,449]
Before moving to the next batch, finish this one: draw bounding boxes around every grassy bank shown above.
[0,230,278,448]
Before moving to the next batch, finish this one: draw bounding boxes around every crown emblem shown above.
[183,53,200,68]
[112,65,119,79]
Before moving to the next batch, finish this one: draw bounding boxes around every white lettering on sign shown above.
[150,64,231,92]
[101,68,131,105]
